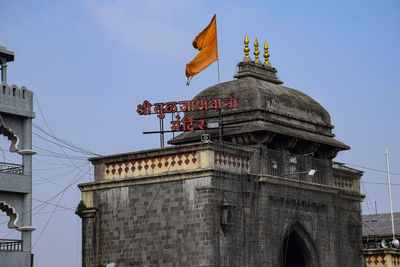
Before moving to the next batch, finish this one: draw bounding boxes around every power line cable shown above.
[33,167,84,183]
[116,163,172,264]
[342,162,400,176]
[32,161,91,248]
[32,144,89,160]
[32,198,74,211]
[34,95,88,170]
[32,188,67,248]
[33,132,96,156]
[34,153,88,161]
[33,156,83,167]
[33,122,101,156]
[363,181,400,186]
[0,162,90,226]
[361,181,374,216]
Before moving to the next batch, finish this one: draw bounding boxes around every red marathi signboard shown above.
[137,94,238,132]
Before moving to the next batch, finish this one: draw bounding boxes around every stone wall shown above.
[78,142,364,267]
[81,177,219,266]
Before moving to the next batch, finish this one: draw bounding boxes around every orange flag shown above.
[185,14,218,84]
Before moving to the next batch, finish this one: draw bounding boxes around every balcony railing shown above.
[0,162,24,174]
[260,148,327,184]
[0,239,23,251]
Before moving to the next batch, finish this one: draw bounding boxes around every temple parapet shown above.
[0,83,34,118]
[82,142,361,198]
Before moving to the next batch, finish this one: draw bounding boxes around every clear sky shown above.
[1,0,399,266]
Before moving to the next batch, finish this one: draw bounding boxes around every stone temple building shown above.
[77,38,364,266]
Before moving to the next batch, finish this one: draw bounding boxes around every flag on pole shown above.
[185,14,218,85]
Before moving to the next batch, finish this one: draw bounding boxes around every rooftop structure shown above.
[362,212,400,267]
[77,37,364,267]
[0,44,36,267]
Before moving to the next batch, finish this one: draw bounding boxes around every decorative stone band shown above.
[214,151,250,173]
[103,150,251,180]
[334,176,355,191]
[395,256,400,266]
[393,255,400,266]
[366,254,387,266]
[104,152,198,180]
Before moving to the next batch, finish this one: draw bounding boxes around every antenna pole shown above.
[385,148,395,241]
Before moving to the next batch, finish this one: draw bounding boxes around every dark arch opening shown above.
[282,232,306,267]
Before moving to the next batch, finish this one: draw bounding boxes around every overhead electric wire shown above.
[32,134,93,157]
[32,161,91,248]
[33,156,85,167]
[34,209,72,215]
[32,144,89,160]
[34,153,88,161]
[116,163,173,264]
[33,122,101,157]
[32,188,67,248]
[0,161,91,227]
[33,164,84,171]
[361,181,374,216]
[363,181,400,186]
[33,123,100,156]
[33,163,87,185]
[34,95,92,172]
[32,198,75,211]
[343,162,400,176]
[0,97,98,243]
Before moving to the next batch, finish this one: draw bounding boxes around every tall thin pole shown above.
[215,13,220,84]
[217,59,221,84]
[385,148,395,241]
[215,13,222,141]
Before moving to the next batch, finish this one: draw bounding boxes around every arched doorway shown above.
[281,222,319,267]
[282,232,306,267]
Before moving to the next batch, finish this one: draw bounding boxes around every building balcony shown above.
[258,148,362,193]
[0,162,24,174]
[0,162,30,194]
[0,239,23,251]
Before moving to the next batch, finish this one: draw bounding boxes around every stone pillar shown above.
[21,117,33,253]
[77,208,98,267]
[1,58,7,83]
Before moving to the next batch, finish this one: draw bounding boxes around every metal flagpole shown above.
[215,13,220,84]
[217,59,221,84]
[385,148,395,241]
[215,13,222,141]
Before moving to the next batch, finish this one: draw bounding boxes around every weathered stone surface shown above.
[78,143,364,267]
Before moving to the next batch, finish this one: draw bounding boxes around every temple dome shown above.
[194,76,332,127]
[169,60,349,159]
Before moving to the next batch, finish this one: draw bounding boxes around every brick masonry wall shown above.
[80,145,364,267]
[83,177,217,267]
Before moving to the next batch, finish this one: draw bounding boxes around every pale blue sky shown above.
[1,0,399,266]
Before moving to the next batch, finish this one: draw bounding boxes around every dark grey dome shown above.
[194,76,332,127]
[169,60,348,159]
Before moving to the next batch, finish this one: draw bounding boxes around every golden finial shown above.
[254,38,260,63]
[243,34,251,61]
[264,41,270,65]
